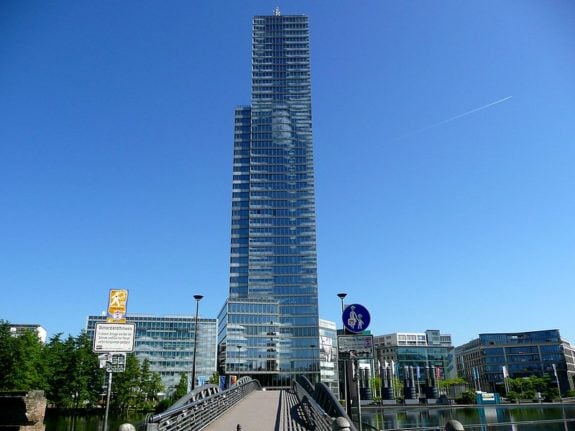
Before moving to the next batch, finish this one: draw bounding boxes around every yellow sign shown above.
[107,289,128,323]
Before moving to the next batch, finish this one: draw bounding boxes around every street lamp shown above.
[237,345,242,374]
[337,293,347,323]
[191,294,203,391]
[337,293,349,415]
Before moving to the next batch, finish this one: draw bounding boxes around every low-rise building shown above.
[8,324,47,343]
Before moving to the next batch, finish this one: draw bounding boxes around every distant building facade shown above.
[319,319,339,395]
[455,329,575,393]
[374,329,455,382]
[8,324,47,343]
[86,314,217,393]
[217,298,281,386]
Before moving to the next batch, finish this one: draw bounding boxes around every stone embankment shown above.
[0,390,47,431]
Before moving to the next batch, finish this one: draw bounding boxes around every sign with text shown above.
[337,334,374,359]
[106,353,127,373]
[93,323,135,352]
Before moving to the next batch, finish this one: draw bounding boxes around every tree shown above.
[370,376,382,400]
[44,331,104,408]
[507,375,558,401]
[438,377,467,391]
[111,354,142,415]
[44,333,75,407]
[0,323,165,413]
[172,373,189,401]
[4,328,47,391]
[456,390,476,404]
[0,321,15,390]
[208,371,220,386]
[73,331,105,408]
[139,358,164,411]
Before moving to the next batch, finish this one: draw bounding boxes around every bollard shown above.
[332,416,351,431]
[118,424,136,431]
[444,419,465,431]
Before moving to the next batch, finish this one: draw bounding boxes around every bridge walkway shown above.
[202,389,307,431]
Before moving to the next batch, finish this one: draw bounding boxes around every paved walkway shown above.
[203,390,281,431]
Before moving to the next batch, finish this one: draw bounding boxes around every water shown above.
[361,404,575,430]
[44,411,147,431]
[43,405,575,431]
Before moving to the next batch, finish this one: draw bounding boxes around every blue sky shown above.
[1,1,574,347]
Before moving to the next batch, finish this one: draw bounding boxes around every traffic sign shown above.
[337,334,374,359]
[342,303,370,333]
[93,323,135,352]
[107,289,128,323]
[106,353,127,373]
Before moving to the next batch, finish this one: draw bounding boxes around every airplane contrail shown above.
[394,96,513,141]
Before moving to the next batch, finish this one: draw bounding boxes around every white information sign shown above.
[93,323,136,352]
[337,334,374,359]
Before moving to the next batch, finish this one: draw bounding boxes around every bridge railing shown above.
[293,375,358,431]
[143,377,261,431]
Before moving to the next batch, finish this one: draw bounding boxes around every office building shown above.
[374,330,455,383]
[86,314,217,393]
[218,9,320,387]
[8,323,47,343]
[455,329,575,393]
[319,319,339,395]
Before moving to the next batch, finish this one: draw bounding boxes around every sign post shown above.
[338,303,371,431]
[93,289,134,431]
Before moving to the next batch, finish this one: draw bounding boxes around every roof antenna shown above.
[273,6,281,16]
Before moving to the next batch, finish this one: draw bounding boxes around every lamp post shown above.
[237,345,242,375]
[191,294,203,391]
[552,363,562,402]
[337,293,347,324]
[337,293,349,414]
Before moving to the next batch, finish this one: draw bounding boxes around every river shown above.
[44,411,146,431]
[43,404,575,430]
[361,403,575,430]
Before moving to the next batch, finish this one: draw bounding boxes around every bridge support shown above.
[0,391,47,431]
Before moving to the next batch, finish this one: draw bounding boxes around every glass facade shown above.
[374,330,455,383]
[86,314,217,393]
[319,319,339,395]
[455,330,575,393]
[220,11,320,386]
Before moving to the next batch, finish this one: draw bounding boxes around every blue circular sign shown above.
[342,303,370,333]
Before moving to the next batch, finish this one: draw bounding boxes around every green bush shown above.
[154,399,172,414]
[455,390,475,404]
[506,391,520,402]
[543,388,559,402]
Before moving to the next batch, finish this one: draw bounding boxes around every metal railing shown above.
[143,377,261,431]
[384,417,575,431]
[293,375,358,431]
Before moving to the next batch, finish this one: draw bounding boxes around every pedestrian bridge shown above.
[143,376,357,431]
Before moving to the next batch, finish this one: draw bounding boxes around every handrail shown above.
[169,384,221,410]
[143,377,262,431]
[293,375,358,431]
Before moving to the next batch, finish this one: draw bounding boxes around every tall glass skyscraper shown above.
[218,9,320,387]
